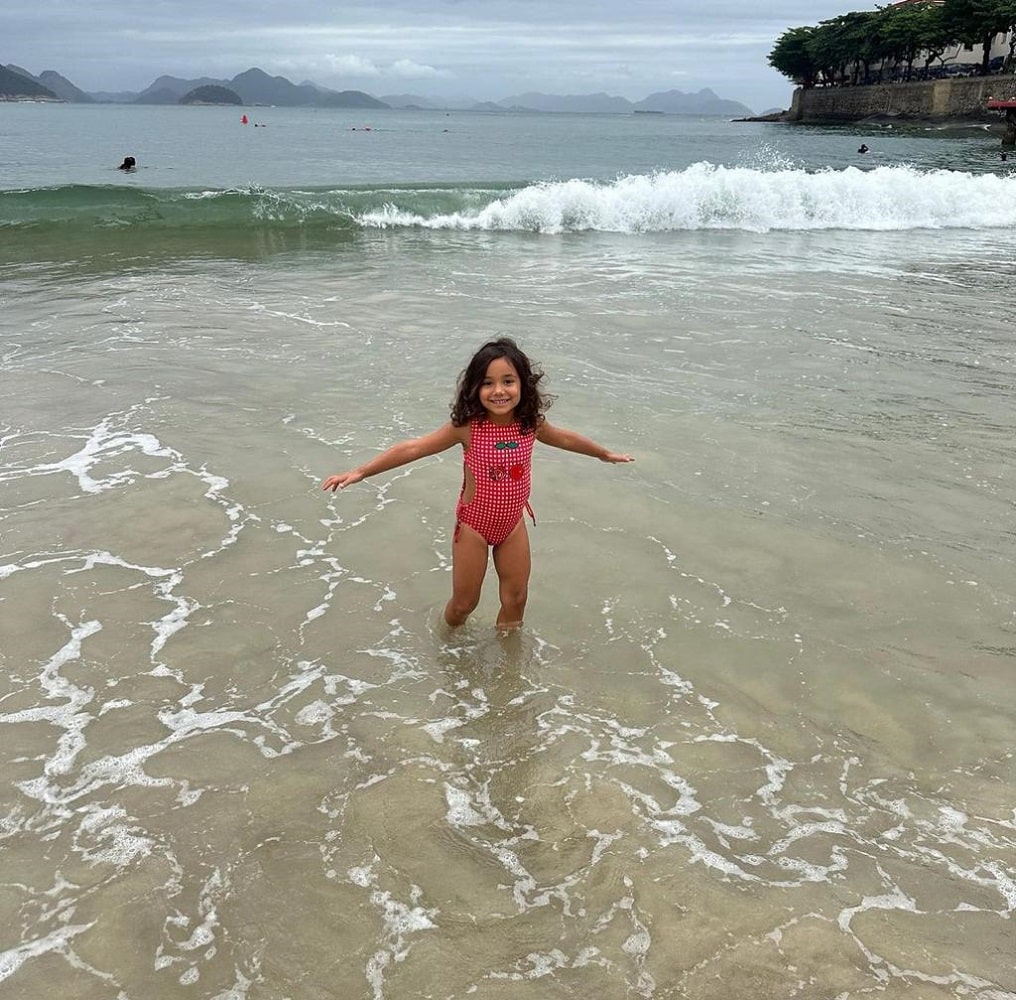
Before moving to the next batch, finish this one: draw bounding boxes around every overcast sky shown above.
[7,1,858,112]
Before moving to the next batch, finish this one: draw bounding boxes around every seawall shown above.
[789,75,1016,123]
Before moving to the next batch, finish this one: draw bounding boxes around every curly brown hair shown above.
[450,337,552,432]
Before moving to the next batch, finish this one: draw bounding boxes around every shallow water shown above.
[2,107,1014,999]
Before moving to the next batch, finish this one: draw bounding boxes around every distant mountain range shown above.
[382,88,755,116]
[1,62,756,116]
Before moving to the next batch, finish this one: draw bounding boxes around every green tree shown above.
[768,26,821,87]
[802,19,844,85]
[768,1,1014,87]
[811,12,881,84]
[942,0,1014,73]
[883,4,936,79]
[991,0,1016,70]
[914,2,962,72]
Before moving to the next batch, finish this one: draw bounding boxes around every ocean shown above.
[1,103,1014,999]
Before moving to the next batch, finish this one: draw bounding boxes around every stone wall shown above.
[790,75,1016,122]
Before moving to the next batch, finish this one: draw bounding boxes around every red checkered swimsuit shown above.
[455,418,536,546]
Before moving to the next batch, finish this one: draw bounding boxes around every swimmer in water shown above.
[117,156,136,171]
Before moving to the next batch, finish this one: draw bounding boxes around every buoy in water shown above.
[241,114,248,124]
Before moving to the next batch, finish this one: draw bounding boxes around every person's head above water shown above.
[118,156,136,170]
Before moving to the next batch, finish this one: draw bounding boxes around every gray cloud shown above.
[6,1,852,109]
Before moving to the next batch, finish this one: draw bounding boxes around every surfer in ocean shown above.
[322,337,633,631]
[117,156,136,171]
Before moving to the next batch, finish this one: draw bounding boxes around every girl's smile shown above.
[479,358,521,422]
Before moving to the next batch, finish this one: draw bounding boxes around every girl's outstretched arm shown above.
[536,420,634,463]
[322,422,466,491]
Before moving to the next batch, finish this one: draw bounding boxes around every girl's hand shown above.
[600,452,634,463]
[321,470,363,491]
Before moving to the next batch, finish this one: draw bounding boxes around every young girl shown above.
[322,338,633,630]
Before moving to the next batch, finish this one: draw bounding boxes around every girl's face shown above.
[478,357,521,423]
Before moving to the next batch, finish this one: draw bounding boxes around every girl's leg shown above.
[491,520,531,630]
[444,522,489,626]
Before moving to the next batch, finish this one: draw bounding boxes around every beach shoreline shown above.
[2,108,1014,999]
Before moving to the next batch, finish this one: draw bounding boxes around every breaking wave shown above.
[2,163,1014,237]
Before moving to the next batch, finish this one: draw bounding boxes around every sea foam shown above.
[4,166,1013,236]
[358,163,1016,233]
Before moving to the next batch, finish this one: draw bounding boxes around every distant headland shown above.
[0,62,756,116]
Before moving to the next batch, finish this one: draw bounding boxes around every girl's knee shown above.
[500,584,528,611]
[447,591,480,619]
